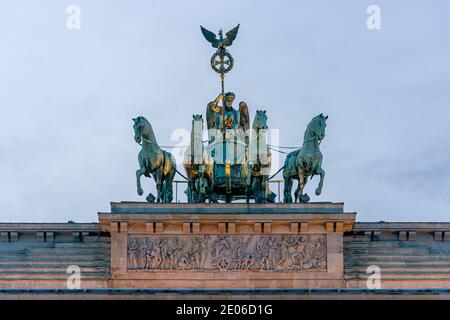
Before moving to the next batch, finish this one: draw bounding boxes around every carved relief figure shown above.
[127,238,140,269]
[128,235,326,272]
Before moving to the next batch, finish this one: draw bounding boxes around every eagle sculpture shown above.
[200,24,240,50]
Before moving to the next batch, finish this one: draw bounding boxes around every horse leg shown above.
[315,167,325,196]
[294,172,305,203]
[153,168,162,203]
[261,175,267,203]
[136,167,146,196]
[165,166,175,203]
[253,175,265,204]
[246,174,253,203]
[208,172,214,203]
[186,180,192,203]
[283,176,293,203]
[294,184,299,203]
[162,179,171,203]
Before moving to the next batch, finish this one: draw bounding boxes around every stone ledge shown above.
[1,287,450,297]
[352,222,450,232]
[1,287,449,294]
[109,201,346,214]
[0,223,102,232]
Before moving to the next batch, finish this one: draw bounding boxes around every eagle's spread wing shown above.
[200,26,219,48]
[239,101,250,133]
[224,24,240,47]
[206,102,216,131]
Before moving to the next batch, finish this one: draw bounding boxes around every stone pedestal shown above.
[98,202,356,289]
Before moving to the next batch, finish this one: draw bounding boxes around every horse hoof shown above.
[146,193,156,203]
[137,188,143,196]
[266,192,277,203]
[300,194,310,203]
[315,188,322,196]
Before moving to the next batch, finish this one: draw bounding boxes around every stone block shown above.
[254,223,262,233]
[228,223,236,234]
[36,232,45,240]
[192,223,200,233]
[155,223,164,233]
[119,222,128,233]
[434,231,443,241]
[399,231,407,241]
[183,222,191,233]
[263,223,272,233]
[46,232,54,242]
[300,222,308,233]
[408,231,416,241]
[444,232,450,241]
[10,232,18,241]
[146,222,154,233]
[72,232,81,240]
[111,222,119,233]
[326,222,334,233]
[0,232,9,242]
[290,223,299,234]
[218,222,226,233]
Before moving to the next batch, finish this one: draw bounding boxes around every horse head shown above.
[133,116,146,144]
[192,114,203,123]
[133,116,156,145]
[304,113,328,144]
[190,114,204,145]
[253,110,268,130]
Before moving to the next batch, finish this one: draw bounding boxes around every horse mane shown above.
[303,115,321,143]
[140,117,158,144]
[188,116,204,160]
[191,116,204,142]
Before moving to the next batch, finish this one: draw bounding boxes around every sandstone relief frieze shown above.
[127,235,326,271]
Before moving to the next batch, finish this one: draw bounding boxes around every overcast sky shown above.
[0,1,449,222]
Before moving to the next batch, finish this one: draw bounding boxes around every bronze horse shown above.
[183,115,214,203]
[247,110,273,203]
[283,114,327,203]
[133,116,176,202]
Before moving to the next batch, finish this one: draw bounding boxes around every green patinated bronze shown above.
[201,24,239,76]
[132,25,329,203]
[247,110,276,203]
[183,114,215,203]
[283,114,328,203]
[133,116,176,203]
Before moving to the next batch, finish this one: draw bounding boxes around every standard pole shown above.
[221,73,226,165]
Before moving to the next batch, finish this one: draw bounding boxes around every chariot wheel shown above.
[216,257,230,270]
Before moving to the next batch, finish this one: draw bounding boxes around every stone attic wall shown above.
[0,224,110,289]
[344,222,450,289]
[0,222,450,289]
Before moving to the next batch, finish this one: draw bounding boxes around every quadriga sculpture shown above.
[283,114,328,203]
[133,116,176,203]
